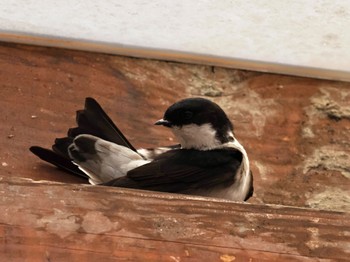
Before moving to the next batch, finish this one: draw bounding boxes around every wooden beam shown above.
[1,42,350,212]
[1,32,350,82]
[0,176,349,261]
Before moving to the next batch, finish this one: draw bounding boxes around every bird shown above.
[30,97,253,201]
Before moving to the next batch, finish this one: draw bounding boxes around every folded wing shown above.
[103,148,243,196]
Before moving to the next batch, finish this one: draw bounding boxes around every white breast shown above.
[171,123,222,150]
[170,124,251,201]
[222,135,251,201]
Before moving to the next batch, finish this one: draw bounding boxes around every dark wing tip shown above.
[30,146,52,159]
[85,97,101,109]
[85,97,97,103]
[84,97,137,152]
[75,110,84,122]
[29,146,38,151]
[29,146,88,179]
[244,171,254,201]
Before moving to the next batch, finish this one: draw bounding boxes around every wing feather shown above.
[30,97,137,178]
[103,148,242,193]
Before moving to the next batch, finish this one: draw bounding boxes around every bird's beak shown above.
[154,119,172,127]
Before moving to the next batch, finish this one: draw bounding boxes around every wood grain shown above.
[1,42,349,212]
[1,176,349,261]
[1,32,350,82]
[0,42,349,260]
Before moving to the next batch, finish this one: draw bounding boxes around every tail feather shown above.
[30,97,178,181]
[30,97,138,179]
[67,135,149,184]
[81,97,136,151]
[54,97,137,158]
[30,146,87,178]
[52,137,73,158]
[67,110,100,138]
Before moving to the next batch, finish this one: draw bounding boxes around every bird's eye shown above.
[228,136,235,142]
[183,110,193,120]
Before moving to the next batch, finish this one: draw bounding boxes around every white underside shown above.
[220,137,251,201]
[171,124,251,201]
[70,135,150,184]
[137,147,173,160]
[171,123,222,150]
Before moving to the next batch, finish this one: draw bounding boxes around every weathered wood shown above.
[0,42,349,212]
[0,42,349,260]
[0,176,349,261]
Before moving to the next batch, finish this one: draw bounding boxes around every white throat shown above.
[171,123,222,150]
[225,132,251,200]
[172,124,251,201]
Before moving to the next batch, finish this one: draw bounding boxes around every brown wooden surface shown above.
[0,42,350,261]
[1,176,349,261]
[0,42,349,211]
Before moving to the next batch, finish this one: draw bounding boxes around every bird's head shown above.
[155,98,234,150]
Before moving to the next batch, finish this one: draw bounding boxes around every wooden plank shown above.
[2,32,350,82]
[0,176,349,261]
[0,37,349,261]
[0,42,350,213]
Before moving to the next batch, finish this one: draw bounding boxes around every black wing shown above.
[30,97,136,179]
[66,97,136,152]
[103,148,243,194]
[53,97,136,158]
[30,146,86,178]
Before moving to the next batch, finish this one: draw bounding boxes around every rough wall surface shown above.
[0,43,349,211]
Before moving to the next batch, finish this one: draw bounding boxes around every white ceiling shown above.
[1,0,350,81]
